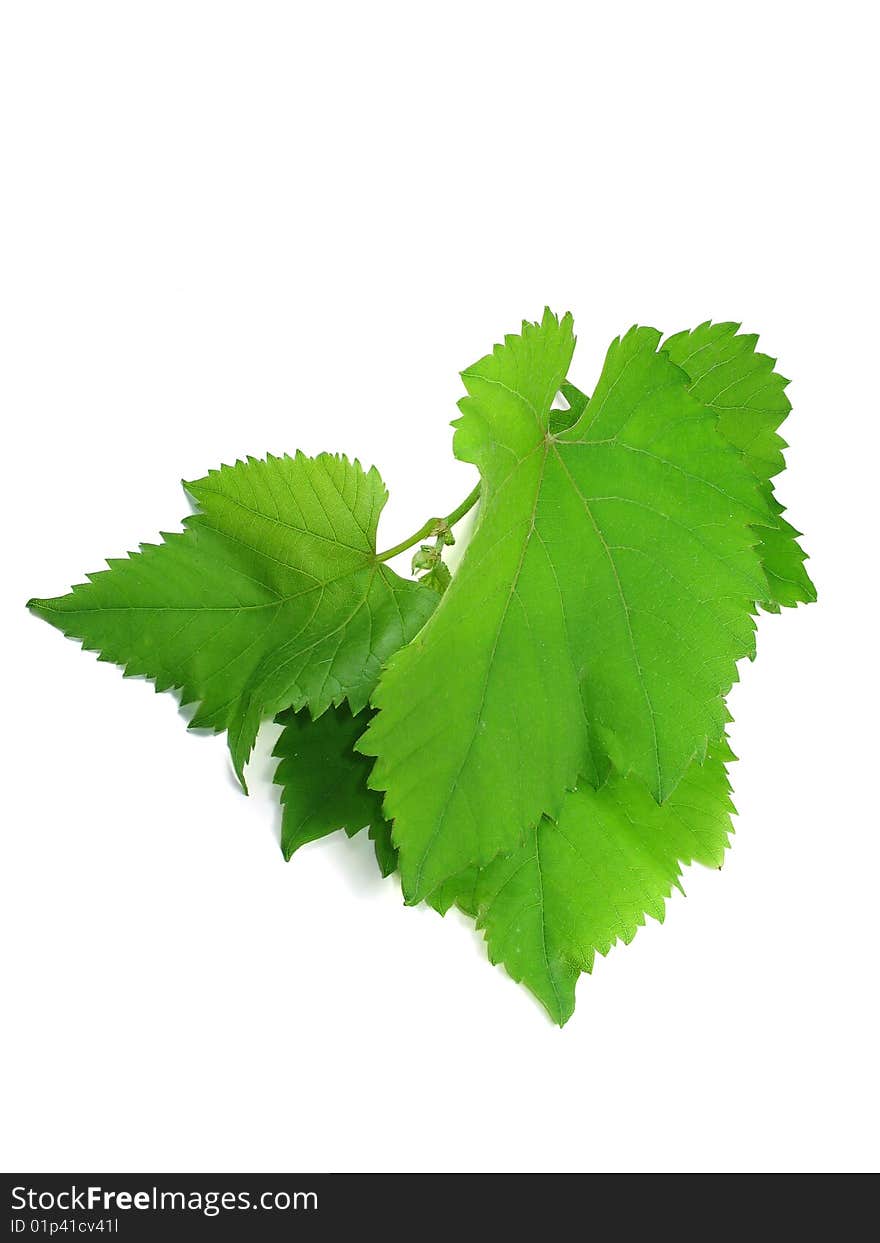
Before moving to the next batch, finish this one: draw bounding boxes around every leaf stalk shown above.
[376,483,481,563]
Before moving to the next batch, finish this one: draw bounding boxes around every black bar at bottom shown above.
[0,1170,860,1239]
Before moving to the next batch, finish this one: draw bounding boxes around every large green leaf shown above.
[274,703,393,874]
[440,741,734,1025]
[29,453,436,786]
[662,321,816,610]
[360,310,769,902]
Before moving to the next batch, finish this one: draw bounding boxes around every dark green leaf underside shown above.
[273,703,385,861]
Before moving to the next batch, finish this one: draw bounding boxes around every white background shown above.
[1,1,877,1174]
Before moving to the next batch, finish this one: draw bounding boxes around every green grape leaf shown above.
[663,321,816,610]
[273,703,392,875]
[29,453,436,787]
[444,740,735,1025]
[359,310,770,902]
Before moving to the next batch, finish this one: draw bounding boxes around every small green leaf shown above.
[29,453,437,787]
[418,560,452,595]
[411,544,440,573]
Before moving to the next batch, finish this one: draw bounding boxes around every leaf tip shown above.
[27,596,55,619]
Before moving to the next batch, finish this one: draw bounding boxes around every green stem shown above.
[376,482,481,563]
